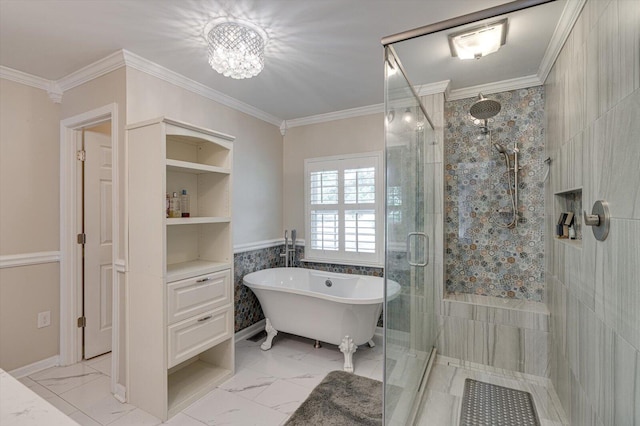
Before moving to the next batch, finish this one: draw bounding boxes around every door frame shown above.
[59,103,120,397]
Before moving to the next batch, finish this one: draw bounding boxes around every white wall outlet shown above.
[37,311,51,328]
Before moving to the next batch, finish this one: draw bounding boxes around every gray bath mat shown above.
[285,370,382,425]
[460,378,540,426]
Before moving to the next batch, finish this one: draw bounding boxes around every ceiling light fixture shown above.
[205,19,266,79]
[403,108,413,123]
[448,19,507,60]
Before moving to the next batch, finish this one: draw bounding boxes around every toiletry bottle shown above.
[569,225,576,240]
[170,192,181,218]
[166,193,170,218]
[181,189,190,217]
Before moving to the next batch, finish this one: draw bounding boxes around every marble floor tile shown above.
[183,388,287,426]
[30,363,103,395]
[415,390,461,426]
[162,413,207,425]
[67,410,101,426]
[245,349,330,390]
[107,408,162,426]
[42,394,79,416]
[83,353,112,377]
[253,379,313,415]
[219,368,278,400]
[58,376,136,425]
[12,333,571,426]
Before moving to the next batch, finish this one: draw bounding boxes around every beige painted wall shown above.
[0,264,60,371]
[282,113,384,239]
[125,68,283,246]
[0,79,61,371]
[0,79,60,254]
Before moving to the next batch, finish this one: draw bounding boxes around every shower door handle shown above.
[406,232,429,267]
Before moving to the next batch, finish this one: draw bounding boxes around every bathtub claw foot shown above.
[367,340,375,348]
[339,335,357,373]
[261,318,278,351]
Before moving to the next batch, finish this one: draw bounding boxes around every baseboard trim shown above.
[8,355,59,379]
[114,383,127,403]
[235,319,267,342]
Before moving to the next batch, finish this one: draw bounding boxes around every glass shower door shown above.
[384,46,437,425]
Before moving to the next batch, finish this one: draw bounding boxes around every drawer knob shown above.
[196,277,212,283]
[197,315,213,322]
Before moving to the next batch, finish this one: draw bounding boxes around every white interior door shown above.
[83,123,113,359]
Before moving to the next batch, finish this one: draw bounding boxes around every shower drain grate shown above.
[459,378,541,426]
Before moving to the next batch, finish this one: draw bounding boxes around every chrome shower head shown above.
[470,93,501,120]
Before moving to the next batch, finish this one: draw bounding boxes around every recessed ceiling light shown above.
[448,19,508,60]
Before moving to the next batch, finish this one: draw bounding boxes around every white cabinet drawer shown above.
[167,307,232,368]
[167,270,231,325]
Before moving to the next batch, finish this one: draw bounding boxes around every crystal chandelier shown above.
[206,20,266,79]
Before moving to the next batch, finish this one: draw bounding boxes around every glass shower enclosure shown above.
[384,45,438,425]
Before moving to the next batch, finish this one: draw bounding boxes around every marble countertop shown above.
[0,369,78,425]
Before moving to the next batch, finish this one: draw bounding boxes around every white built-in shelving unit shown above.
[126,117,234,421]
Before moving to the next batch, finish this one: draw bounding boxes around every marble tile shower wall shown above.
[234,244,384,332]
[544,0,640,424]
[444,87,546,301]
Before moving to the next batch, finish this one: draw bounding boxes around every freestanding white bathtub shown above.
[243,267,400,372]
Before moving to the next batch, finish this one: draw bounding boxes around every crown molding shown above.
[446,74,542,101]
[0,66,50,90]
[0,66,63,103]
[279,120,288,136]
[537,0,586,84]
[416,80,451,97]
[286,103,384,129]
[122,50,282,127]
[56,50,126,92]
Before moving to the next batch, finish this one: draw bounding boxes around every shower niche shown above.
[553,188,582,246]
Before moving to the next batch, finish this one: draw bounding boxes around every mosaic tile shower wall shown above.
[444,87,546,301]
[234,244,385,332]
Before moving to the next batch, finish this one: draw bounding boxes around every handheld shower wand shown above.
[290,229,297,266]
[281,230,289,267]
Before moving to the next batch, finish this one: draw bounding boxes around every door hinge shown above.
[77,316,86,328]
[77,233,86,244]
[76,150,86,161]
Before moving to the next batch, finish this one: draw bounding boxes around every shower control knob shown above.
[583,211,600,226]
[583,200,610,241]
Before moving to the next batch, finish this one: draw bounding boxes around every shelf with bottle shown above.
[166,172,230,220]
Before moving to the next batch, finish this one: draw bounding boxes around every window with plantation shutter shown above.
[304,152,383,266]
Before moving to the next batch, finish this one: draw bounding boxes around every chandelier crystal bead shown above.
[206,21,265,79]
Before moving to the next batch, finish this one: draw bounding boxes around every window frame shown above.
[304,151,384,267]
